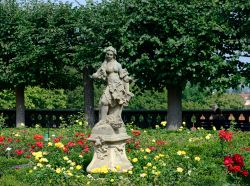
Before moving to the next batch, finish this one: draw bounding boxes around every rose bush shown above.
[0,121,249,185]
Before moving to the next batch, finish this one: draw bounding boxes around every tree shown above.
[0,1,78,127]
[117,0,249,130]
[0,0,34,127]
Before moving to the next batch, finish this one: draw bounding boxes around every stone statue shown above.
[87,46,133,173]
[92,46,133,122]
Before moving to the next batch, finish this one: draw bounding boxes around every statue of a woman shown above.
[92,46,133,125]
[87,46,134,172]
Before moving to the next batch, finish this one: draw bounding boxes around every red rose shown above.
[67,141,76,147]
[84,144,89,153]
[0,136,5,143]
[77,139,84,146]
[35,141,44,148]
[233,165,241,172]
[75,132,80,137]
[134,140,140,148]
[224,156,233,167]
[233,154,244,167]
[53,138,61,143]
[241,170,249,177]
[245,147,250,151]
[228,165,235,172]
[63,146,68,153]
[132,130,141,137]
[219,130,233,142]
[126,138,134,144]
[149,146,156,151]
[15,149,24,156]
[33,134,44,141]
[156,140,166,145]
[7,138,13,142]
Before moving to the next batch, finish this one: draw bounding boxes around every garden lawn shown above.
[0,122,249,186]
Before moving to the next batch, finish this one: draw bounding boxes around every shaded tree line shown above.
[0,85,245,110]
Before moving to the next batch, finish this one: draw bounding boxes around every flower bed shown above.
[0,121,249,185]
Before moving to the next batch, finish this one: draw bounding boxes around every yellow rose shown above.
[194,156,201,161]
[160,121,167,126]
[55,142,64,149]
[115,165,121,171]
[48,142,53,146]
[55,168,62,174]
[132,158,138,163]
[63,156,69,161]
[145,148,151,153]
[37,163,43,167]
[140,173,147,177]
[147,163,152,167]
[76,165,82,170]
[177,167,184,173]
[39,158,48,163]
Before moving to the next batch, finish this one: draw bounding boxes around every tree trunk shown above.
[83,66,95,128]
[166,85,182,130]
[15,85,25,128]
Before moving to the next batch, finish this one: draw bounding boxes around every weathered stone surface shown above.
[87,46,133,173]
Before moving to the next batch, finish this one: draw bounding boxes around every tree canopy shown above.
[0,0,79,89]
[111,0,250,129]
[118,0,248,90]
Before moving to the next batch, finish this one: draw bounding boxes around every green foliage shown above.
[182,83,245,109]
[118,0,248,91]
[0,87,67,109]
[65,86,84,109]
[25,86,67,109]
[65,85,104,109]
[128,88,167,109]
[206,93,245,109]
[0,113,6,129]
[0,85,246,109]
[0,0,79,90]
[0,89,15,108]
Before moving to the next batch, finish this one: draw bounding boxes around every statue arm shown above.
[92,62,107,80]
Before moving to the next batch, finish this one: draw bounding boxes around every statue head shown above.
[104,46,117,61]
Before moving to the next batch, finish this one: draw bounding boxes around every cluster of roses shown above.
[224,154,249,177]
[52,133,90,153]
[219,130,233,142]
[1,132,91,157]
[126,129,166,152]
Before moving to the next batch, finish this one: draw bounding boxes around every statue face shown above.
[105,50,114,61]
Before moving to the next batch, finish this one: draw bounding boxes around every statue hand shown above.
[91,73,98,79]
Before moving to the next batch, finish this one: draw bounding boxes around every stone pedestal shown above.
[86,118,133,173]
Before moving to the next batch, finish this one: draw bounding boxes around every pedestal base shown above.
[86,139,133,173]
